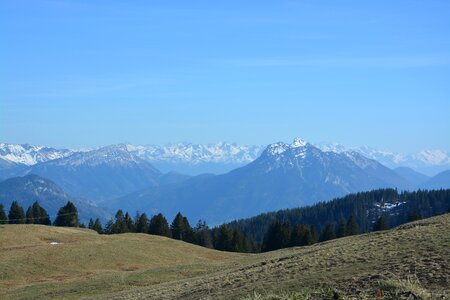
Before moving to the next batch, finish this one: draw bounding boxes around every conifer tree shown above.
[54,201,79,227]
[194,220,213,248]
[373,216,389,231]
[319,223,336,242]
[214,224,234,251]
[8,201,26,224]
[92,218,103,234]
[104,219,115,234]
[148,213,171,237]
[262,221,291,252]
[309,225,318,244]
[231,229,249,252]
[34,202,51,225]
[124,212,134,232]
[170,212,194,242]
[135,213,149,233]
[26,205,35,224]
[408,211,422,222]
[113,210,128,233]
[336,219,347,238]
[346,215,359,235]
[88,218,95,229]
[291,224,312,246]
[26,202,50,225]
[0,204,8,224]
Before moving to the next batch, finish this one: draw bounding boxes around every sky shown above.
[1,0,449,152]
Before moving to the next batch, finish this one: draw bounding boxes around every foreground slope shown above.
[104,214,450,299]
[1,214,449,299]
[0,225,244,299]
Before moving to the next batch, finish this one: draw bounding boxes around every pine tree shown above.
[336,219,347,238]
[231,229,249,252]
[8,201,26,224]
[124,212,134,232]
[214,224,234,251]
[104,219,115,234]
[194,220,213,248]
[373,216,389,231]
[319,223,336,242]
[88,218,95,229]
[408,211,422,222]
[26,201,50,225]
[54,201,79,227]
[291,224,312,246]
[32,202,50,225]
[0,204,8,224]
[170,212,194,242]
[346,215,359,235]
[135,213,149,233]
[262,221,291,252]
[148,213,172,237]
[92,218,103,234]
[26,205,35,224]
[112,210,128,233]
[309,225,318,244]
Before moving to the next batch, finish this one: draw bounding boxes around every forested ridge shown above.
[1,188,449,253]
[227,189,450,246]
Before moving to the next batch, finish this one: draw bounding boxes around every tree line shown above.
[89,210,257,252]
[261,214,389,252]
[0,201,78,226]
[0,201,256,253]
[2,188,449,253]
[228,188,450,247]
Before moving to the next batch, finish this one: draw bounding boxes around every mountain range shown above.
[0,139,448,224]
[106,139,416,223]
[2,141,449,176]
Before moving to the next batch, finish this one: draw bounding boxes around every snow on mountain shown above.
[25,145,162,201]
[316,143,450,175]
[126,142,264,164]
[50,144,145,167]
[0,143,74,165]
[1,141,448,176]
[109,138,412,224]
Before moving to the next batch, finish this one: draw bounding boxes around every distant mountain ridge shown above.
[316,143,450,176]
[0,143,74,165]
[1,141,449,175]
[0,174,111,223]
[22,145,163,201]
[107,138,414,224]
[420,170,450,189]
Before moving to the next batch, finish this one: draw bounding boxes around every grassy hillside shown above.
[0,225,245,299]
[103,214,450,299]
[1,214,449,299]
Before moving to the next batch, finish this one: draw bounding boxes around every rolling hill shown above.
[1,214,449,299]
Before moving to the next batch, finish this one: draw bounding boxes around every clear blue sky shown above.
[1,0,449,152]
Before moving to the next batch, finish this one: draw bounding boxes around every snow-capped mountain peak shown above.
[126,142,264,164]
[291,137,308,148]
[265,138,311,156]
[0,143,73,165]
[50,144,145,168]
